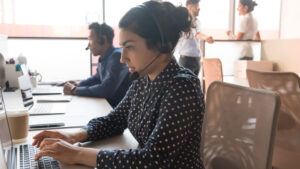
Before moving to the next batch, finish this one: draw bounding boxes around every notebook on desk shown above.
[31,87,62,95]
[38,81,65,86]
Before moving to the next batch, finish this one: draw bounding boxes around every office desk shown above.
[27,128,139,169]
[30,95,112,130]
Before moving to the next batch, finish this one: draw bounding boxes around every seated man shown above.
[64,23,132,108]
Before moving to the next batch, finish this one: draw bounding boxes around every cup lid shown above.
[6,109,28,117]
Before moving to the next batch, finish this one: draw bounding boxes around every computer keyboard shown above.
[19,144,60,169]
[30,104,53,114]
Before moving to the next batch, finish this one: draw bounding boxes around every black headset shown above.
[93,23,105,45]
[129,4,173,80]
[97,35,105,45]
[140,4,172,53]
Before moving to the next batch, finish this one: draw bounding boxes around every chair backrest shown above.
[247,69,300,123]
[247,69,300,169]
[202,58,223,95]
[201,81,280,169]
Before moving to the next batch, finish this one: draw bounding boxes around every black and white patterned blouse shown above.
[83,59,205,169]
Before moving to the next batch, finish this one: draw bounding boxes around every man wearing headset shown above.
[64,23,131,108]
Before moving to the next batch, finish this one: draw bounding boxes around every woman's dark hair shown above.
[186,0,200,6]
[240,0,258,13]
[119,1,192,53]
[89,23,114,45]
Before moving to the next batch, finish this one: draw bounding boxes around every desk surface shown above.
[30,95,112,129]
[1,86,128,169]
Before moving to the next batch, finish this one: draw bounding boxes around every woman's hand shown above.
[35,138,99,167]
[32,130,87,148]
[34,138,81,165]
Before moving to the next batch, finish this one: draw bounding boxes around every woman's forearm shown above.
[72,129,89,143]
[75,147,100,167]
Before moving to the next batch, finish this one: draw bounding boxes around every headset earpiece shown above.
[98,36,105,45]
[159,41,172,53]
[144,5,172,53]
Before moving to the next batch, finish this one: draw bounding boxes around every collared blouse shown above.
[83,59,205,169]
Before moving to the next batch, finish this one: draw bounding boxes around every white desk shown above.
[26,94,136,169]
[1,86,135,169]
[30,95,112,130]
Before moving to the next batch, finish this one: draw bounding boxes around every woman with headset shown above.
[32,1,205,168]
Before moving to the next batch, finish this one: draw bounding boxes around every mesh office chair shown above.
[247,69,300,169]
[202,58,223,96]
[201,81,280,169]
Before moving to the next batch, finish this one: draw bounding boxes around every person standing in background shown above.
[227,0,260,60]
[176,0,214,76]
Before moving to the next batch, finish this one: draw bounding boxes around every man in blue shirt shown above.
[64,23,131,108]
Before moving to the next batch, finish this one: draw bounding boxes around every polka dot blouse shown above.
[83,59,205,169]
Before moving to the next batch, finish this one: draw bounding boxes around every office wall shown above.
[6,39,91,81]
[261,39,300,74]
[280,0,300,39]
[0,35,8,57]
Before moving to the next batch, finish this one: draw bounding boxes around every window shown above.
[0,0,102,37]
[105,0,148,27]
[158,0,230,39]
[14,0,102,25]
[199,0,230,39]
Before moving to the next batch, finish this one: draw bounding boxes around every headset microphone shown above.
[130,53,160,81]
[129,72,139,81]
[85,46,89,50]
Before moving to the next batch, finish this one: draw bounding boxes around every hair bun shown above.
[252,1,258,7]
[171,6,192,33]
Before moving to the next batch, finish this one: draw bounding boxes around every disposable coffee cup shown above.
[7,109,29,144]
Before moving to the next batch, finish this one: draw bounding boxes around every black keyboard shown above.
[19,144,60,169]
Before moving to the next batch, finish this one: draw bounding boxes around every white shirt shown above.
[176,18,202,57]
[238,13,258,40]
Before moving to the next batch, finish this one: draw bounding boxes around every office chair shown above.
[202,58,223,97]
[201,81,280,169]
[247,69,300,169]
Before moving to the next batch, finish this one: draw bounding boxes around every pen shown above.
[29,122,65,129]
